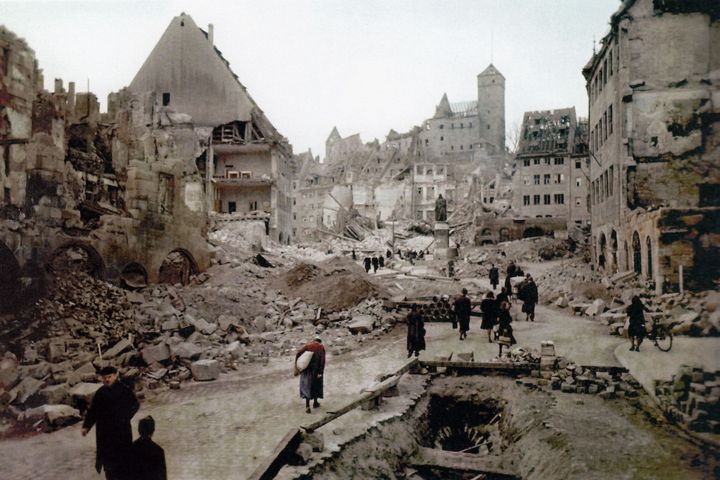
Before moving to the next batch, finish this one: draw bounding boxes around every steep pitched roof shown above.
[434,93,453,118]
[129,13,282,140]
[478,63,504,79]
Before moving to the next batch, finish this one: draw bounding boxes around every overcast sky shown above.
[2,0,619,157]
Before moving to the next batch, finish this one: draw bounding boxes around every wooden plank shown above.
[302,358,418,432]
[421,360,534,371]
[412,447,517,477]
[247,428,303,480]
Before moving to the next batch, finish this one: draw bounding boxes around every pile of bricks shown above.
[538,341,643,398]
[654,365,720,433]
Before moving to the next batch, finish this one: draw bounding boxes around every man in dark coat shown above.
[378,255,385,268]
[480,291,499,343]
[371,256,379,273]
[453,288,473,341]
[130,416,167,480]
[295,336,326,413]
[351,249,357,261]
[406,305,426,357]
[363,257,371,273]
[519,275,539,321]
[82,366,139,480]
[627,296,650,351]
[489,264,499,290]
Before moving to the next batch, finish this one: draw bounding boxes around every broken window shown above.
[576,177,582,188]
[544,194,551,205]
[533,175,540,185]
[543,174,550,185]
[533,158,540,165]
[523,175,530,186]
[554,157,564,165]
[554,193,565,204]
[162,93,170,106]
[575,160,581,169]
[544,158,551,165]
[523,159,530,167]
[533,195,540,205]
[523,195,530,206]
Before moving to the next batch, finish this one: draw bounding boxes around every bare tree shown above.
[506,120,522,154]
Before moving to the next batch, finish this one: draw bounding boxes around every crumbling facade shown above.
[583,0,720,291]
[511,108,590,229]
[129,13,294,243]
[0,26,211,309]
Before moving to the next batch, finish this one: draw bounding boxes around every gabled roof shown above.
[478,63,504,79]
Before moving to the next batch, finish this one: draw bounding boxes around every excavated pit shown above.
[296,375,716,480]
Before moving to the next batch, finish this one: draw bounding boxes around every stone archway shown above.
[632,231,642,274]
[646,236,653,279]
[159,248,197,285]
[598,233,607,269]
[523,227,544,239]
[0,242,20,311]
[47,242,105,279]
[610,230,618,274]
[120,262,149,289]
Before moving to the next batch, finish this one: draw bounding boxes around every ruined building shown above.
[511,108,591,228]
[583,0,720,291]
[129,13,294,243]
[419,65,506,158]
[0,26,211,309]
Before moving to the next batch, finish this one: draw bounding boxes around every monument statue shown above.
[434,194,447,222]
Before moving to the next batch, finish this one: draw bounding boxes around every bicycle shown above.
[646,316,673,352]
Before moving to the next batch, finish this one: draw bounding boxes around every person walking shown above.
[453,288,472,341]
[378,255,385,268]
[363,257,371,273]
[489,264,499,291]
[496,301,517,357]
[351,249,357,261]
[627,296,651,352]
[81,366,139,480]
[295,336,326,413]
[498,283,510,305]
[372,256,379,273]
[129,416,167,480]
[519,275,538,322]
[406,305,426,358]
[480,292,499,343]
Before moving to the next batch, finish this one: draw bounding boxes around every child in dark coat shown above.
[130,416,167,480]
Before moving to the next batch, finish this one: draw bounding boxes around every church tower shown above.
[477,64,505,153]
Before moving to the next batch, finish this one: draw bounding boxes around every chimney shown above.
[208,24,214,46]
[67,81,76,115]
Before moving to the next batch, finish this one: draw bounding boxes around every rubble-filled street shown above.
[1,1,719,479]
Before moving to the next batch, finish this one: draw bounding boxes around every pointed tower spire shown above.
[434,93,453,118]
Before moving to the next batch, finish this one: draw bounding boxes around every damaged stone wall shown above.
[584,0,720,290]
[474,215,567,246]
[0,27,211,309]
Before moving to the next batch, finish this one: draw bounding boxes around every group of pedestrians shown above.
[81,366,166,480]
[358,251,388,274]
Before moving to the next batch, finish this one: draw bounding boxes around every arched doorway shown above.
[499,228,510,242]
[523,227,544,238]
[159,249,197,285]
[47,242,105,279]
[598,233,607,269]
[0,242,20,311]
[610,230,618,274]
[120,262,148,289]
[623,241,629,271]
[632,232,642,274]
[646,236,653,279]
[481,228,492,236]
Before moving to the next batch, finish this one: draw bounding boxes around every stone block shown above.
[142,343,171,364]
[348,315,375,335]
[554,296,568,308]
[540,341,555,357]
[161,318,179,331]
[302,431,324,452]
[37,383,69,405]
[585,299,606,317]
[10,376,44,405]
[20,404,81,426]
[104,338,134,359]
[0,357,20,389]
[191,360,219,381]
[68,382,102,405]
[170,342,203,360]
[561,382,575,393]
[47,340,69,363]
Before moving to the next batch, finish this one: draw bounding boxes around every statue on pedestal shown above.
[435,194,447,222]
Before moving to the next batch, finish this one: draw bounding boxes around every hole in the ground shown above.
[425,396,502,454]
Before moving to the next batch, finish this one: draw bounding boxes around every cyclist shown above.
[626,296,651,352]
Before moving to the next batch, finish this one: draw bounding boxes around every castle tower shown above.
[477,64,505,154]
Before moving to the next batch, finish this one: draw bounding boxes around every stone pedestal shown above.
[434,222,457,260]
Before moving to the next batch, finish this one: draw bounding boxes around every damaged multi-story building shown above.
[583,0,720,291]
[0,25,212,309]
[511,108,591,227]
[129,13,294,243]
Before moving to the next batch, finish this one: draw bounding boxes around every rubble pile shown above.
[275,258,387,312]
[538,261,720,338]
[654,365,720,433]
